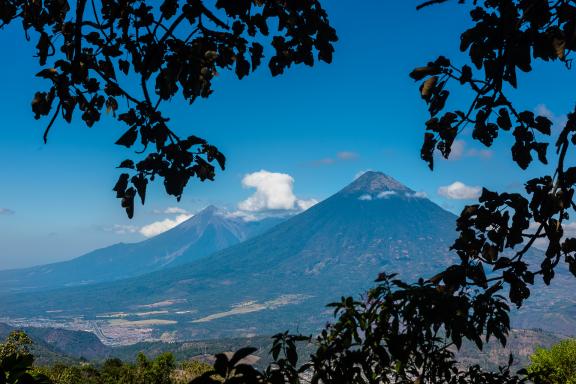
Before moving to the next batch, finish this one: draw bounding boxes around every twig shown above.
[43,102,62,144]
[417,0,450,10]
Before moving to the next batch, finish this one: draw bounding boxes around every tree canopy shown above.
[0,331,50,384]
[409,0,576,364]
[191,0,576,381]
[527,338,576,384]
[2,0,576,383]
[0,0,337,217]
[32,351,211,384]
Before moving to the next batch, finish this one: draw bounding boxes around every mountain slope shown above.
[0,206,284,293]
[0,323,108,364]
[0,172,460,340]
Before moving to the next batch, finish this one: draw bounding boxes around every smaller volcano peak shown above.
[341,171,412,196]
[171,205,221,231]
[199,205,219,215]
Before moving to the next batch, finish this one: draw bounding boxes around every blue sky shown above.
[0,1,572,269]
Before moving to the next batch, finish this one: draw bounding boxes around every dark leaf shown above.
[115,127,138,148]
[117,159,135,169]
[113,173,129,198]
[132,174,148,205]
[420,76,438,100]
[409,66,441,81]
[229,347,257,367]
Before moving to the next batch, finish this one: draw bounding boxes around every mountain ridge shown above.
[339,171,414,196]
[0,206,285,293]
[0,171,461,342]
[1,171,574,346]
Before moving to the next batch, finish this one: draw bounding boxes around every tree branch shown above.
[72,0,88,83]
[417,0,451,11]
[43,102,62,144]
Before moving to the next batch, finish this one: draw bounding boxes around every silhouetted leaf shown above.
[115,127,138,148]
[229,347,257,367]
[132,174,148,205]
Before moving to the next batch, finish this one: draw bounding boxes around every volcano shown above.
[0,172,460,340]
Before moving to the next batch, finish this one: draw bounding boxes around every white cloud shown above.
[221,210,259,222]
[466,148,493,159]
[535,104,553,118]
[313,151,359,166]
[138,206,193,237]
[98,224,139,235]
[359,191,401,201]
[535,104,567,131]
[448,140,492,161]
[406,191,428,199]
[297,199,319,210]
[139,213,193,238]
[0,208,14,215]
[315,158,336,165]
[238,170,314,213]
[359,190,423,201]
[152,207,190,215]
[448,140,466,160]
[337,151,359,160]
[377,191,397,199]
[111,224,139,235]
[164,207,189,214]
[438,182,481,200]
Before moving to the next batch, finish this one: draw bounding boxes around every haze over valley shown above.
[1,172,575,349]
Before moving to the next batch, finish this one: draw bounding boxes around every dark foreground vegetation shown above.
[2,0,576,382]
[0,276,544,383]
[1,286,576,384]
[0,330,213,384]
[33,354,214,384]
[3,329,575,383]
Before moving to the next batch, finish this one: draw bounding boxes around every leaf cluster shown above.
[410,0,576,358]
[527,338,576,384]
[0,331,50,384]
[0,0,337,217]
[190,274,526,383]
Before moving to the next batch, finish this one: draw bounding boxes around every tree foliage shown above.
[411,0,576,312]
[0,331,51,384]
[33,363,101,384]
[527,339,576,384]
[32,352,208,384]
[0,0,337,217]
[2,0,575,382]
[402,0,576,376]
[172,360,213,383]
[193,0,576,382]
[0,331,33,361]
[189,274,525,384]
